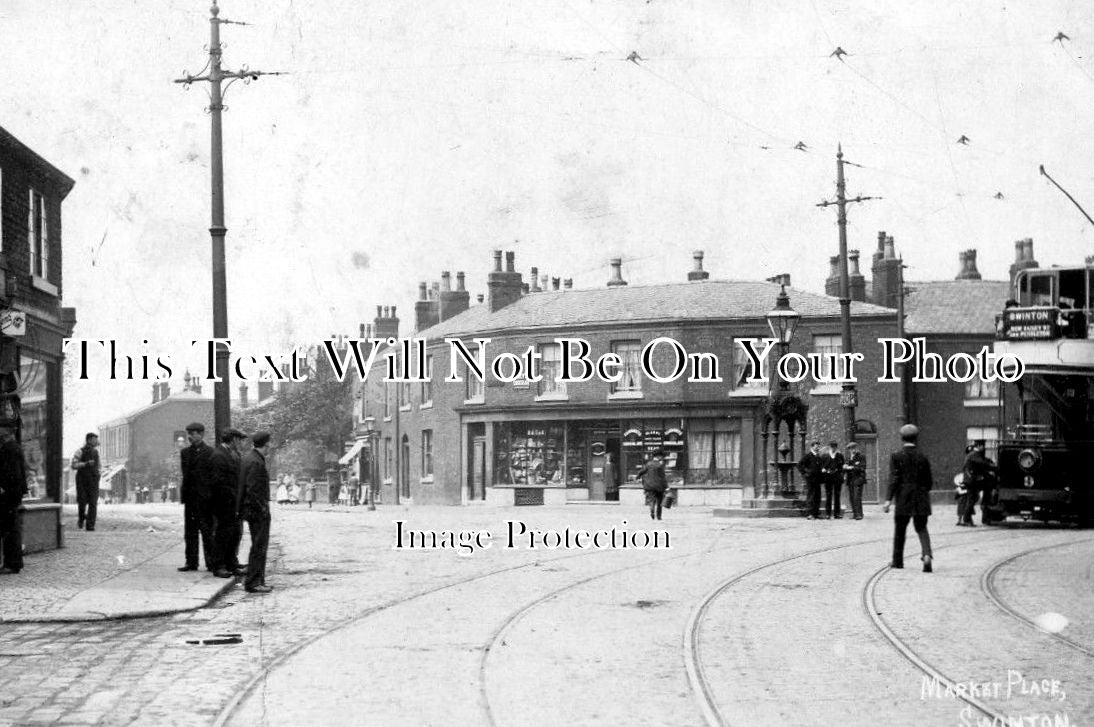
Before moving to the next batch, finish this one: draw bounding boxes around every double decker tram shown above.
[992,263,1094,525]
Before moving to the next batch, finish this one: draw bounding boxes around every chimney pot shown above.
[505,251,515,273]
[688,249,710,281]
[564,278,573,289]
[418,282,428,301]
[607,258,627,287]
[152,383,159,404]
[849,250,861,275]
[441,271,451,291]
[877,231,887,251]
[530,267,539,292]
[541,274,548,290]
[552,277,560,290]
[376,305,382,318]
[884,235,896,259]
[521,283,530,294]
[476,294,484,303]
[391,306,397,317]
[493,250,503,272]
[456,271,466,291]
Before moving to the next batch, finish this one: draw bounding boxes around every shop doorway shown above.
[469,436,486,501]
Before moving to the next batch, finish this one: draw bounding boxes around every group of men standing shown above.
[178,422,273,594]
[797,439,868,520]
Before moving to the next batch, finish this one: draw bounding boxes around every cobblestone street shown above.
[0,503,1091,726]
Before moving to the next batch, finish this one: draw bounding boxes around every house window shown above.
[610,341,642,394]
[420,355,433,406]
[383,437,392,480]
[812,335,843,381]
[686,418,741,484]
[421,429,433,477]
[400,381,412,410]
[966,426,1000,462]
[732,339,770,390]
[383,384,391,418]
[466,362,484,402]
[965,376,999,401]
[538,343,566,397]
[28,189,48,279]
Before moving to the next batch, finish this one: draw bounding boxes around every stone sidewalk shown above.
[0,504,234,623]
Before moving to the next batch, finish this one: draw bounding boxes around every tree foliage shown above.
[232,373,354,458]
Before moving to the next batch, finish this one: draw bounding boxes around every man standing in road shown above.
[797,441,824,520]
[0,425,28,573]
[884,424,934,573]
[71,433,101,531]
[843,442,867,520]
[820,440,845,519]
[637,450,667,521]
[210,428,247,579]
[961,439,997,526]
[179,422,215,572]
[239,430,274,593]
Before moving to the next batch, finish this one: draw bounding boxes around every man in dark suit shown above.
[239,430,274,593]
[637,450,667,521]
[820,440,845,519]
[210,428,247,579]
[884,424,934,572]
[70,433,101,530]
[843,441,867,520]
[0,425,28,573]
[797,441,824,519]
[962,439,997,526]
[179,422,215,572]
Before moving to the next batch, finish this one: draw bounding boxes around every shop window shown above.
[493,422,565,485]
[421,430,433,478]
[686,418,741,485]
[966,426,999,462]
[619,419,686,485]
[610,341,642,394]
[18,354,50,499]
[538,343,566,397]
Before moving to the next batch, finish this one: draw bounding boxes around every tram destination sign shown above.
[1001,308,1058,340]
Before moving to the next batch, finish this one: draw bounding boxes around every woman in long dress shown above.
[275,476,289,505]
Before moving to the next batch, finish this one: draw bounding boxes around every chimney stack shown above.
[825,255,840,297]
[552,277,560,290]
[373,305,400,339]
[870,231,901,309]
[607,258,627,287]
[439,270,470,322]
[688,250,710,281]
[956,249,982,280]
[541,274,548,291]
[1009,238,1038,287]
[564,278,573,289]
[849,250,866,302]
[415,278,441,332]
[239,382,249,409]
[487,250,523,311]
[476,294,484,304]
[530,267,540,292]
[152,383,160,404]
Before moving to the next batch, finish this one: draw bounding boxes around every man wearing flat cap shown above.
[179,422,215,572]
[843,441,867,520]
[209,428,247,578]
[239,431,274,593]
[884,424,934,572]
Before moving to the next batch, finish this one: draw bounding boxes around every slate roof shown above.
[903,280,1011,335]
[100,389,213,428]
[417,279,895,339]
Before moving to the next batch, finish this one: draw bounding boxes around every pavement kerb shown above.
[0,543,240,624]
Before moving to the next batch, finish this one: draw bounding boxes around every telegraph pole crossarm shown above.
[173,0,285,439]
[815,144,879,446]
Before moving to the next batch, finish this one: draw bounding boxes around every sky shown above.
[2,0,1094,450]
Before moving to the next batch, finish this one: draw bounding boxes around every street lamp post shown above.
[764,283,805,498]
[362,416,378,511]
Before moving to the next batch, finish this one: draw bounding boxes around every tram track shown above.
[979,536,1094,658]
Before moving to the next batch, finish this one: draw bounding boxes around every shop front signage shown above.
[0,309,26,337]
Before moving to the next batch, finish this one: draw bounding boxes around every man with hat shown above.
[0,425,28,573]
[961,439,997,526]
[239,431,274,593]
[843,441,867,520]
[210,427,248,578]
[820,440,845,519]
[179,422,215,571]
[797,441,824,520]
[636,450,668,521]
[884,424,934,572]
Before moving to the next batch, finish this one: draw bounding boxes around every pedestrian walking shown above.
[239,431,274,594]
[884,424,934,573]
[955,444,974,525]
[797,441,824,519]
[0,425,28,574]
[820,440,845,519]
[209,428,247,578]
[348,475,360,506]
[843,441,867,520]
[71,432,101,531]
[179,422,216,572]
[961,439,997,526]
[305,480,316,509]
[636,450,667,521]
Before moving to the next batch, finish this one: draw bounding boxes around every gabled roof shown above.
[903,279,1011,335]
[417,279,895,339]
[99,389,213,429]
[0,125,76,197]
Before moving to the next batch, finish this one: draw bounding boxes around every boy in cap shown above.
[179,422,215,571]
[240,431,274,593]
[884,424,934,572]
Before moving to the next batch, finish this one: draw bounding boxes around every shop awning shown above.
[99,463,126,491]
[338,441,365,465]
